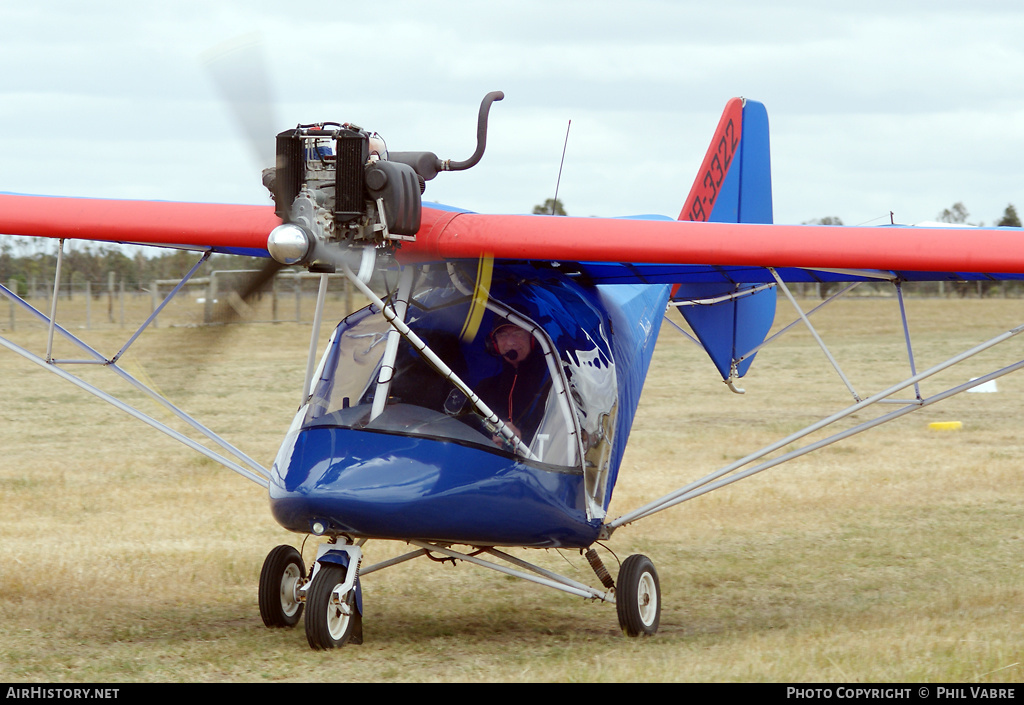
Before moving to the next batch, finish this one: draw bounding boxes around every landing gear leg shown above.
[616,554,661,637]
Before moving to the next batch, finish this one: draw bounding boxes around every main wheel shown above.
[616,554,661,637]
[258,545,306,628]
[304,564,362,650]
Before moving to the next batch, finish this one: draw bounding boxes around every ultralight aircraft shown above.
[2,91,1024,649]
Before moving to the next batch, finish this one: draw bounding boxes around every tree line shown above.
[0,238,264,298]
[804,203,1023,297]
[807,203,1021,228]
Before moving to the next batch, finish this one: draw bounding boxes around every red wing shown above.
[406,206,1024,281]
[3,194,1024,281]
[0,193,277,255]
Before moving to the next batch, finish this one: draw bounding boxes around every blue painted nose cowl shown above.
[269,423,602,548]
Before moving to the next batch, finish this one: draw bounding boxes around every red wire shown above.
[507,372,518,422]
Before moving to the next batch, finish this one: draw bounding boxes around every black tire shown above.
[304,564,362,650]
[258,545,306,628]
[616,554,661,637]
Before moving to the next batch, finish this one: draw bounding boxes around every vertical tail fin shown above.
[679,98,772,224]
[673,98,776,388]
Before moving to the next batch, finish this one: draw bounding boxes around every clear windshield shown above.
[302,291,581,470]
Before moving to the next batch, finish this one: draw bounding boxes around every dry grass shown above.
[0,292,1022,682]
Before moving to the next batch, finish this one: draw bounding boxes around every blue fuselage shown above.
[269,262,669,548]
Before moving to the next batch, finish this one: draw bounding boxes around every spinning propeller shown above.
[203,38,503,321]
[202,36,286,320]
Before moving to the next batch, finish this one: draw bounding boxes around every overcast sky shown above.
[2,0,1023,229]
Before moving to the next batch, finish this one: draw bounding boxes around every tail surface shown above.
[678,97,772,224]
[673,98,776,386]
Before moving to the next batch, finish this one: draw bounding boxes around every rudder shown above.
[673,98,776,387]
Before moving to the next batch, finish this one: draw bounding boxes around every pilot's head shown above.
[491,322,533,367]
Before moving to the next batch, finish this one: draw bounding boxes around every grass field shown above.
[0,292,1021,683]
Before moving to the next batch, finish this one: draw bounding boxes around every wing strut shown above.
[44,239,65,362]
[895,281,923,403]
[731,282,862,368]
[605,320,1024,534]
[1,334,270,487]
[0,259,270,487]
[770,268,861,402]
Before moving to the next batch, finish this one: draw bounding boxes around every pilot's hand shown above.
[491,420,522,448]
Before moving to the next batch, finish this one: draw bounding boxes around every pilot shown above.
[478,321,552,447]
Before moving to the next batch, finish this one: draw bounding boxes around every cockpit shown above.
[296,264,619,518]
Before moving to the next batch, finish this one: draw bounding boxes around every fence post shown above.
[272,275,279,322]
[204,272,218,325]
[6,278,15,331]
[151,281,159,328]
[107,271,115,323]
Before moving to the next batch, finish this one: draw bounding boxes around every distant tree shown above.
[936,202,996,296]
[938,202,970,224]
[996,204,1021,227]
[995,204,1023,296]
[532,198,567,216]
[802,216,843,226]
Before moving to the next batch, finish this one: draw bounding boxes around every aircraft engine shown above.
[263,91,503,271]
[267,124,422,249]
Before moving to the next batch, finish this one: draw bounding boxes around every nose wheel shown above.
[304,563,362,650]
[616,554,661,636]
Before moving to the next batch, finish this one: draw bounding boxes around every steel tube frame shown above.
[736,281,862,366]
[45,238,64,362]
[0,258,269,484]
[0,333,269,487]
[370,266,414,421]
[337,540,611,605]
[668,282,776,307]
[111,251,212,364]
[303,272,332,403]
[359,548,431,576]
[894,281,922,402]
[408,541,613,603]
[771,268,861,401]
[608,320,1024,531]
